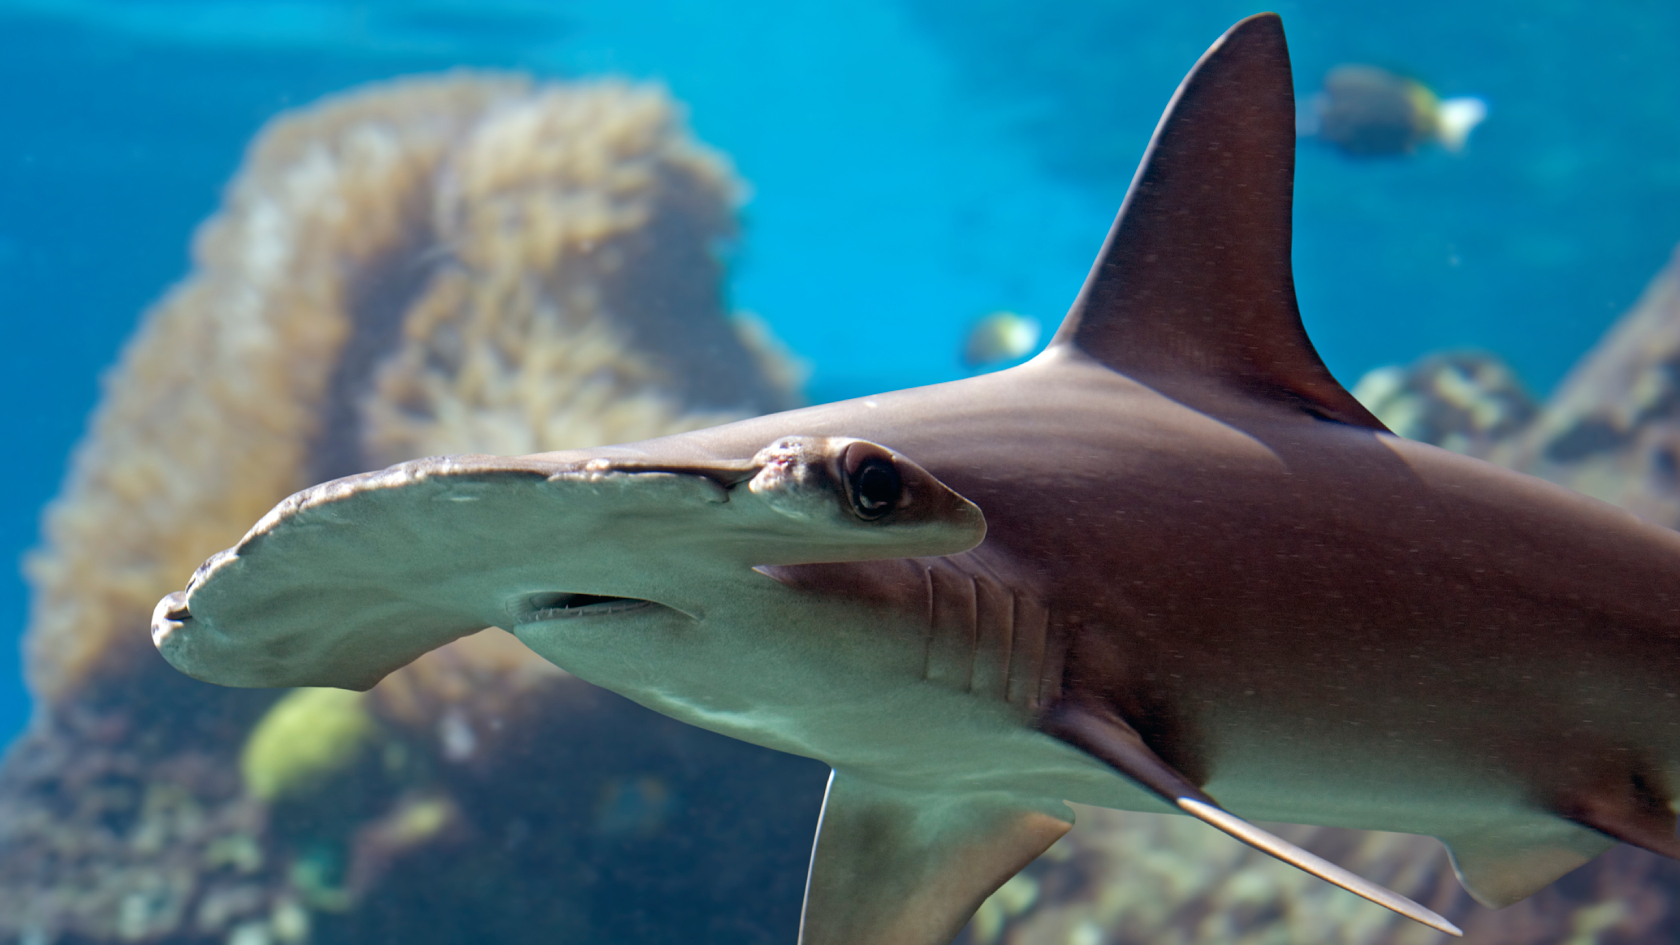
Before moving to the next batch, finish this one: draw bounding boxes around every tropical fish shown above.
[1302,63,1487,156]
[961,310,1042,369]
[152,14,1680,944]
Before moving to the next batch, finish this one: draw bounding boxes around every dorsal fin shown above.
[1049,13,1387,431]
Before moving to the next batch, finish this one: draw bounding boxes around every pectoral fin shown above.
[1438,821,1612,908]
[1440,767,1680,908]
[799,771,1071,945]
[1042,699,1463,937]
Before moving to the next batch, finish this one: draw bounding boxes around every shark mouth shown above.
[515,592,656,624]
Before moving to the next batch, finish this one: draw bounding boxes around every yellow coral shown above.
[24,73,800,706]
[240,688,377,803]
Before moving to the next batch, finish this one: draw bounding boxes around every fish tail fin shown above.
[1435,97,1488,152]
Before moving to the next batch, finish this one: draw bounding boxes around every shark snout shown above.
[150,591,192,648]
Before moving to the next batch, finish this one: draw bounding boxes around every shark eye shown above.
[852,460,900,518]
[843,444,902,520]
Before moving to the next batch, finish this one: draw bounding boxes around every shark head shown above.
[152,435,983,693]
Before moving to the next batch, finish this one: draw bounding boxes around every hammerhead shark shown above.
[150,13,1680,944]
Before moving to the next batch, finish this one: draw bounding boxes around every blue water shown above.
[2,0,1677,749]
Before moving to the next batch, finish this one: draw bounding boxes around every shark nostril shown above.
[154,592,193,625]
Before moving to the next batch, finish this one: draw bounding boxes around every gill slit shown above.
[994,584,1018,700]
[1037,603,1064,712]
[1006,591,1049,711]
[963,573,981,694]
[921,564,936,682]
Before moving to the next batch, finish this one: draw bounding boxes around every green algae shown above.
[240,689,379,804]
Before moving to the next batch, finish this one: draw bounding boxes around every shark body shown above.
[152,14,1680,944]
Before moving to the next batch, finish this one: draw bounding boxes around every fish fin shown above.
[1437,821,1613,908]
[1439,769,1680,909]
[1048,13,1387,432]
[1042,699,1461,936]
[799,770,1071,945]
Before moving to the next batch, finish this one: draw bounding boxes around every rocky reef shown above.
[0,73,824,945]
[1486,245,1680,529]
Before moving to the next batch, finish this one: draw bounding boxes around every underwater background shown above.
[3,1,1680,942]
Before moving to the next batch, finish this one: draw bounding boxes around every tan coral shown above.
[24,73,799,709]
[357,79,788,471]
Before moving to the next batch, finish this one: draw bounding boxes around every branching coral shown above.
[23,72,800,708]
[361,79,803,464]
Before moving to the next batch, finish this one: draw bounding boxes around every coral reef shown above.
[0,700,287,944]
[0,72,820,945]
[1351,352,1537,455]
[23,75,516,707]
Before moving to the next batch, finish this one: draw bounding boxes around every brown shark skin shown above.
[555,346,1680,839]
[148,12,1680,941]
